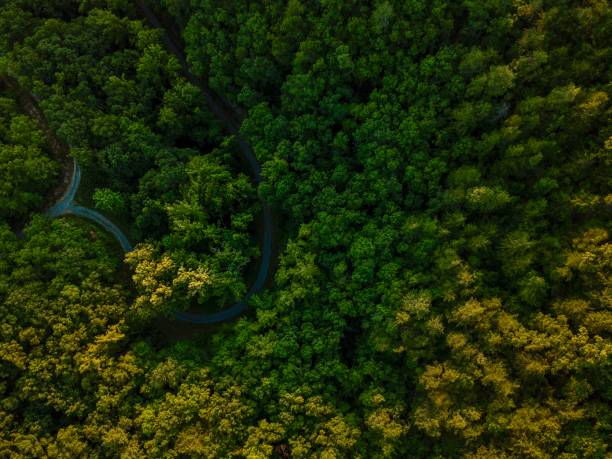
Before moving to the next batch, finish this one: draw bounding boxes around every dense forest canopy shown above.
[0,0,610,457]
[0,86,58,221]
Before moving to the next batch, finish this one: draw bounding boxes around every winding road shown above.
[46,160,133,252]
[2,73,134,253]
[3,4,274,324]
[136,1,273,324]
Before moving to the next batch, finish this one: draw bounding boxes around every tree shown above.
[125,243,211,321]
[93,187,125,213]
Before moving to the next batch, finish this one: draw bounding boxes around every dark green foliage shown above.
[0,93,58,221]
[181,0,611,456]
[1,0,256,310]
[0,0,610,457]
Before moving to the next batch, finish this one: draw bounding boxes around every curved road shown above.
[2,74,134,253]
[46,159,80,218]
[68,206,133,252]
[45,159,133,252]
[136,1,273,324]
[5,3,273,324]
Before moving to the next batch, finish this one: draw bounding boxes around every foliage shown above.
[0,0,610,457]
[0,93,58,221]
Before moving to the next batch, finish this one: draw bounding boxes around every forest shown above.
[0,0,610,457]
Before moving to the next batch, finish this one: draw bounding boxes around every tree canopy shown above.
[0,0,610,457]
